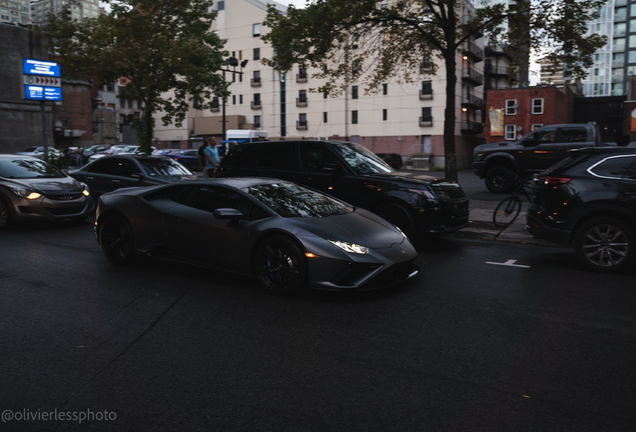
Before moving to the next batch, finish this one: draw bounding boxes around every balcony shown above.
[297,120,308,130]
[461,94,483,109]
[461,120,483,134]
[297,73,308,83]
[485,64,511,78]
[419,89,433,100]
[251,77,261,87]
[484,44,512,59]
[251,101,261,110]
[419,116,433,127]
[296,97,307,107]
[210,105,220,113]
[462,67,483,86]
[462,41,484,62]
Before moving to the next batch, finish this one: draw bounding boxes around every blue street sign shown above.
[23,58,61,77]
[25,85,63,101]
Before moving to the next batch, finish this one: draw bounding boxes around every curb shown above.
[450,221,557,247]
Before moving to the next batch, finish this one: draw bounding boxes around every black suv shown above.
[527,147,636,272]
[216,140,469,238]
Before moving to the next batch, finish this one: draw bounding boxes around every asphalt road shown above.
[1,218,635,431]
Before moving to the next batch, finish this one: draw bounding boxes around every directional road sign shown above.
[23,58,61,77]
[24,75,61,87]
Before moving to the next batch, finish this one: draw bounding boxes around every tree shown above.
[38,0,228,153]
[262,0,606,181]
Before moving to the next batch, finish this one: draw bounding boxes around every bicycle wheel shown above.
[493,196,522,229]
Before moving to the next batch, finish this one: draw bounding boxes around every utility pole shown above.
[220,57,248,141]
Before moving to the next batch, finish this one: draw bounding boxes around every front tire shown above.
[254,235,308,295]
[574,217,635,273]
[493,196,522,228]
[99,215,135,265]
[485,166,515,194]
[0,197,11,229]
[374,203,417,240]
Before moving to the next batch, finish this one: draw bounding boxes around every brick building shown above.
[485,85,575,143]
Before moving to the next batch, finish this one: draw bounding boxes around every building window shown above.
[254,115,261,128]
[239,95,243,104]
[532,124,543,130]
[232,95,236,105]
[421,81,432,95]
[323,112,328,123]
[217,0,225,11]
[383,109,387,121]
[352,110,358,124]
[383,83,387,95]
[421,107,432,121]
[505,99,517,115]
[532,98,544,114]
[253,48,260,60]
[299,67,307,79]
[299,90,307,102]
[323,89,328,99]
[505,124,516,140]
[352,86,358,99]
[253,23,261,37]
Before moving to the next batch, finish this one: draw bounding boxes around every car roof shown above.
[570,147,636,156]
[1,154,42,160]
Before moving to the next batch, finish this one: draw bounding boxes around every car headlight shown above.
[328,240,369,254]
[474,151,485,160]
[7,185,41,200]
[409,189,438,201]
[81,182,90,196]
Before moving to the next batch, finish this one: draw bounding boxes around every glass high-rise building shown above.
[0,0,31,26]
[30,0,103,27]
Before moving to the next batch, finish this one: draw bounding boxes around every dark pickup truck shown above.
[473,123,609,193]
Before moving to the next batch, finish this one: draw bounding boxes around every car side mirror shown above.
[213,208,243,222]
[323,161,344,175]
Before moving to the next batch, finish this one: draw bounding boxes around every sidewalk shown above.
[452,199,552,245]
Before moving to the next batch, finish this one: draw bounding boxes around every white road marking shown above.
[485,259,530,268]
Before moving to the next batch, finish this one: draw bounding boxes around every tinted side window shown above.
[89,158,119,175]
[531,127,557,144]
[257,144,294,169]
[222,145,257,167]
[145,185,195,204]
[626,157,636,180]
[116,159,142,177]
[558,127,587,143]
[299,144,340,172]
[186,185,251,216]
[589,155,636,179]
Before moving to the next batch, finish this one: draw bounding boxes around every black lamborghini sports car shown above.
[95,178,419,294]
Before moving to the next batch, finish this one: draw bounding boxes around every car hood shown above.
[10,176,83,194]
[290,208,405,248]
[475,141,523,152]
[358,171,455,188]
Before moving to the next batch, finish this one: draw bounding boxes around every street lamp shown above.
[220,57,248,141]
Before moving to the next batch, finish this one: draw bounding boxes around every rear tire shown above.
[493,196,522,228]
[485,166,515,194]
[0,197,11,229]
[254,235,307,295]
[99,215,135,265]
[574,217,635,273]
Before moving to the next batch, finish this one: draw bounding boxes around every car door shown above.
[555,126,593,162]
[295,142,358,205]
[251,142,298,181]
[518,126,559,172]
[619,155,636,209]
[162,184,254,272]
[83,158,121,197]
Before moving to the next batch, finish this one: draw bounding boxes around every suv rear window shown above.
[223,145,257,166]
[588,155,636,179]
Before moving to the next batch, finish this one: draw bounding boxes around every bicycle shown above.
[492,175,533,229]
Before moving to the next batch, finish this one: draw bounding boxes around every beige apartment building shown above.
[153,0,485,169]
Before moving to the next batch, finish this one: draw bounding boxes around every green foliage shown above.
[262,0,606,181]
[37,0,228,153]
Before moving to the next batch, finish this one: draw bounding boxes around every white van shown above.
[224,130,268,143]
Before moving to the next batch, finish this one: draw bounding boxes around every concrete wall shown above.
[0,23,53,153]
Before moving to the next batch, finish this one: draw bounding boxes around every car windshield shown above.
[0,158,66,179]
[244,183,353,218]
[119,146,139,154]
[22,147,41,152]
[138,158,192,176]
[329,142,394,175]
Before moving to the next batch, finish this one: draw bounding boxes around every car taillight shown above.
[174,157,182,161]
[542,177,570,185]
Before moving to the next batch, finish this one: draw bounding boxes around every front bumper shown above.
[416,199,470,235]
[7,193,94,223]
[472,161,487,178]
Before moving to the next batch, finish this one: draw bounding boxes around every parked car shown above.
[15,146,64,159]
[473,123,609,193]
[527,147,636,272]
[216,140,469,239]
[164,149,201,171]
[0,155,93,228]
[69,155,198,200]
[81,145,111,164]
[94,178,419,294]
[375,153,403,170]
